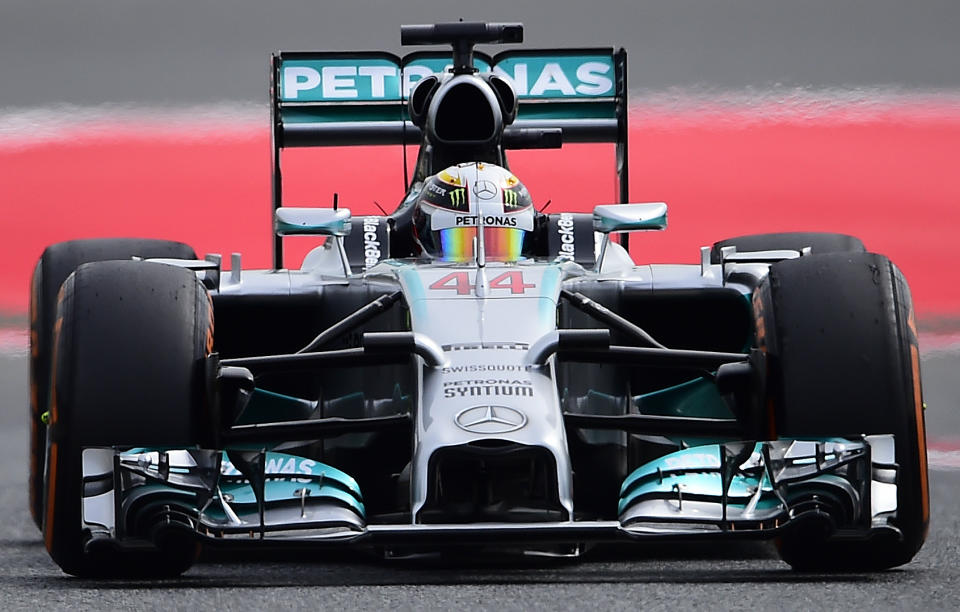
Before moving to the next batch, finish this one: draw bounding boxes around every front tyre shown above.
[43,260,211,577]
[754,252,928,571]
[29,238,196,529]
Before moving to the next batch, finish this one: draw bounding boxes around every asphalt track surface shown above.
[3,0,960,607]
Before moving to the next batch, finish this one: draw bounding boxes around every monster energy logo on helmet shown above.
[503,189,519,207]
[450,188,466,207]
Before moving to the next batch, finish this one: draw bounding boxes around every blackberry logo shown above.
[557,213,576,261]
[362,216,382,271]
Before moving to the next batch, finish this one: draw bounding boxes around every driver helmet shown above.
[413,162,534,262]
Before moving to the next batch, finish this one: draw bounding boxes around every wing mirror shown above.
[593,203,667,233]
[274,207,352,237]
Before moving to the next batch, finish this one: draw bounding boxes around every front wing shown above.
[80,435,900,553]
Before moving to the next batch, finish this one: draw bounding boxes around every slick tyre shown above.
[754,252,928,571]
[710,232,865,264]
[43,260,211,577]
[29,238,196,530]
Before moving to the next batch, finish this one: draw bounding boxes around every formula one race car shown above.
[29,22,927,577]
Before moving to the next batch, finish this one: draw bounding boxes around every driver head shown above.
[413,162,534,262]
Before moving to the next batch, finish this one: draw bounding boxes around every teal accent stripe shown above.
[220,451,363,500]
[282,106,405,124]
[594,213,667,233]
[118,449,366,517]
[237,388,316,425]
[636,377,732,419]
[538,264,564,325]
[221,481,365,517]
[282,101,616,125]
[516,102,615,120]
[397,266,428,322]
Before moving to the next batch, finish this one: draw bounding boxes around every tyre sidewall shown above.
[43,260,208,577]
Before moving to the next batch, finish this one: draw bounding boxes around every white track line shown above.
[0,328,27,357]
[0,102,265,150]
[928,448,960,471]
[920,332,960,357]
[2,89,960,150]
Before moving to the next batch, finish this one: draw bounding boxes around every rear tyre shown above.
[710,232,865,264]
[43,260,211,577]
[754,252,928,571]
[29,238,196,529]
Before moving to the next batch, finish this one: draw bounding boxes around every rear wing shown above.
[270,47,628,268]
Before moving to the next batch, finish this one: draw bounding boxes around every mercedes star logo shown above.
[472,180,498,201]
[455,405,528,435]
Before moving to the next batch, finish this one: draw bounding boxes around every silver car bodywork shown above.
[78,235,901,555]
